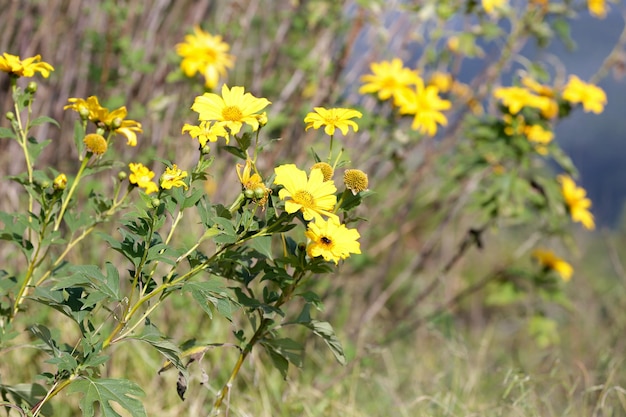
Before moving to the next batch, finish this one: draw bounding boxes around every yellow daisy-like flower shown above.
[103,106,143,147]
[359,58,421,104]
[493,86,554,115]
[53,173,67,190]
[532,249,574,282]
[182,121,229,147]
[83,133,108,155]
[524,124,553,155]
[274,164,338,222]
[176,26,235,89]
[129,163,159,194]
[428,72,453,94]
[344,169,369,195]
[64,96,108,122]
[304,107,363,136]
[305,218,361,264]
[588,0,607,18]
[311,162,334,182]
[482,0,507,14]
[0,53,54,78]
[562,75,607,114]
[395,78,451,137]
[558,175,595,230]
[160,164,188,190]
[191,85,271,136]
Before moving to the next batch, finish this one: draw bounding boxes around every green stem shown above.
[54,155,90,231]
[327,134,334,163]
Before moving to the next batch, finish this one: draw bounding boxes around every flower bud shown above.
[117,171,128,181]
[41,180,51,189]
[26,81,38,94]
[78,105,90,120]
[53,173,67,190]
[111,117,123,130]
[244,189,255,199]
[201,145,211,155]
[253,186,266,200]
[5,111,15,121]
[150,198,161,208]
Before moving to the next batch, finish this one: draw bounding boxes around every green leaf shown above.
[302,320,346,365]
[0,126,15,139]
[67,377,147,417]
[26,137,52,161]
[183,280,236,321]
[248,235,273,260]
[132,324,187,378]
[0,383,52,415]
[29,115,60,128]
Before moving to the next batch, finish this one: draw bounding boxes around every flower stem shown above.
[54,156,90,231]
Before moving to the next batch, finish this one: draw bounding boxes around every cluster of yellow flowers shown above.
[482,0,608,18]
[359,58,451,137]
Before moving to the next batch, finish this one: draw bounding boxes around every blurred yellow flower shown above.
[83,133,108,155]
[558,175,595,230]
[305,218,361,264]
[53,173,67,190]
[64,96,108,122]
[359,59,420,104]
[176,26,234,89]
[274,164,338,222]
[191,85,271,136]
[160,164,188,190]
[129,163,159,194]
[524,124,553,155]
[304,107,362,136]
[428,72,453,93]
[396,79,451,136]
[588,0,607,18]
[493,86,553,115]
[562,75,606,114]
[0,53,54,78]
[532,249,574,282]
[482,0,507,14]
[182,121,229,146]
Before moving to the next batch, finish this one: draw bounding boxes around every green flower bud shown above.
[111,117,123,130]
[253,186,266,200]
[150,198,161,208]
[117,171,128,181]
[244,189,255,199]
[201,145,211,155]
[5,111,15,121]
[26,81,38,94]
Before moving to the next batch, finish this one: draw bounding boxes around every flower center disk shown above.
[293,190,315,208]
[222,105,243,121]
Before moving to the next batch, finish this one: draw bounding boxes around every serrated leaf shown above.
[67,377,147,417]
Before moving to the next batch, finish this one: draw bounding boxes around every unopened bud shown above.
[78,105,90,120]
[201,145,211,155]
[5,111,15,121]
[244,189,255,199]
[253,186,266,200]
[26,81,38,94]
[111,117,123,130]
[117,171,128,181]
[53,173,67,190]
[150,198,161,208]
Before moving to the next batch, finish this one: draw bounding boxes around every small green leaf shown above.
[248,235,273,260]
[302,320,346,365]
[0,127,15,139]
[68,377,147,417]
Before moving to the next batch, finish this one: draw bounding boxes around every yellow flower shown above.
[447,36,460,53]
[53,173,67,190]
[191,85,271,136]
[237,159,270,204]
[428,72,453,93]
[176,26,234,89]
[64,96,108,122]
[588,0,607,18]
[304,107,363,136]
[395,78,451,136]
[558,175,595,230]
[83,133,108,155]
[305,218,361,264]
[493,86,553,115]
[482,0,507,14]
[103,106,143,147]
[344,169,369,194]
[160,164,188,190]
[521,76,553,97]
[562,75,606,114]
[359,58,421,104]
[182,121,229,147]
[524,124,553,155]
[532,249,574,282]
[311,162,334,182]
[64,96,142,146]
[0,53,54,78]
[274,164,338,222]
[129,163,159,194]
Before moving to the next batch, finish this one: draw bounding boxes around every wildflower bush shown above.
[0,0,620,415]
